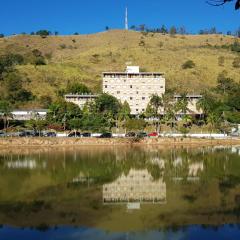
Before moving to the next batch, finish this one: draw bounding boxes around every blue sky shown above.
[0,0,239,35]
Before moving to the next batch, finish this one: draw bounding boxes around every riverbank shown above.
[0,137,240,147]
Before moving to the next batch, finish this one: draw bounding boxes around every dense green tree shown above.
[4,72,33,104]
[118,101,131,132]
[80,113,110,132]
[25,119,47,135]
[95,93,121,117]
[0,54,24,78]
[216,72,237,94]
[35,30,51,38]
[66,82,91,94]
[47,100,82,129]
[146,94,163,132]
[0,100,12,131]
[68,118,82,130]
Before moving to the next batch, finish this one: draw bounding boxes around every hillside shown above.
[0,30,239,108]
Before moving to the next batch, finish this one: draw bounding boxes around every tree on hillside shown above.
[0,34,4,38]
[169,26,177,36]
[35,30,51,38]
[160,25,168,34]
[207,0,240,10]
[216,72,237,94]
[4,72,34,104]
[0,54,24,79]
[182,60,196,69]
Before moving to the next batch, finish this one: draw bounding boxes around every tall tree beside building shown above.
[0,100,12,131]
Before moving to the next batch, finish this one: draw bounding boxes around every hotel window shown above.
[130,85,133,88]
[117,91,120,94]
[105,85,107,88]
[142,97,145,100]
[130,97,133,100]
[136,109,139,112]
[142,109,145,111]
[136,91,139,94]
[160,86,163,88]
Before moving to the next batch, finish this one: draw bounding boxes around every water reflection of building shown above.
[5,159,46,169]
[72,172,95,184]
[103,169,166,208]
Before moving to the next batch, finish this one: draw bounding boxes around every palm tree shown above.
[175,93,189,117]
[118,101,131,133]
[0,101,12,132]
[148,94,163,132]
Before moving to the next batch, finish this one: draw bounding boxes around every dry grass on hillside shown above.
[0,30,239,106]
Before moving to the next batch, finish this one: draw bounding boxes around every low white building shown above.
[11,109,48,121]
[64,94,98,109]
[174,94,203,116]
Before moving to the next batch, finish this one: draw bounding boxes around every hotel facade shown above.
[103,66,166,115]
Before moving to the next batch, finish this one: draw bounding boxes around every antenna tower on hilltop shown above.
[125,7,128,30]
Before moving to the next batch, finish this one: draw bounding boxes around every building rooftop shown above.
[174,94,202,98]
[103,72,164,75]
[65,94,99,98]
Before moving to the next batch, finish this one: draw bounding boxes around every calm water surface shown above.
[0,146,240,239]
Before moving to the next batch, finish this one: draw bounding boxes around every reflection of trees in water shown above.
[1,146,240,189]
[1,147,240,229]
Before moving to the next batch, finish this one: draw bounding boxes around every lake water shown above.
[0,146,240,240]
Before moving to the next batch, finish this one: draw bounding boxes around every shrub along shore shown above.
[0,137,240,147]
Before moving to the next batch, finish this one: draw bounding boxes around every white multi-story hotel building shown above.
[103,169,166,207]
[103,66,165,115]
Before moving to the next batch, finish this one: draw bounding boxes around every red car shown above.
[148,132,158,137]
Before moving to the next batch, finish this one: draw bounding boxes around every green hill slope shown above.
[0,30,239,108]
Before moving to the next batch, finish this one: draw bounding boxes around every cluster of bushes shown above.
[0,54,35,107]
[182,60,196,69]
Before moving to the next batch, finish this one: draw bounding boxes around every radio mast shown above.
[125,7,128,30]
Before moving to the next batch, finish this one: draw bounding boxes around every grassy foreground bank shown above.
[0,137,240,147]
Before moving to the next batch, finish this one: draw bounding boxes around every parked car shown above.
[0,131,6,137]
[81,132,91,137]
[148,132,158,137]
[68,131,81,137]
[98,132,112,138]
[125,132,136,137]
[44,132,57,137]
[137,132,148,138]
[19,131,36,137]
